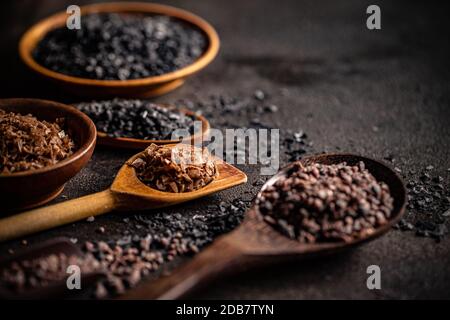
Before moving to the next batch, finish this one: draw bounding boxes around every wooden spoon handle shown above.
[0,189,117,242]
[122,236,247,300]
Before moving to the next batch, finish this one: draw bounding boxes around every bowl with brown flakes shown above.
[0,98,96,211]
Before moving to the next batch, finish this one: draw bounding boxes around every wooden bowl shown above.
[19,2,220,98]
[92,105,210,150]
[0,99,97,212]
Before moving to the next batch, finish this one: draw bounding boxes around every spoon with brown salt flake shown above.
[121,153,406,300]
[0,144,247,242]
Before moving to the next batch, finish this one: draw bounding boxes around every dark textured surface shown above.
[0,0,449,299]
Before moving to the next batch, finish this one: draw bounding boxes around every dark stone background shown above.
[0,0,449,299]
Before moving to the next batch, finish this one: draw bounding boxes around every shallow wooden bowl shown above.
[94,107,210,150]
[0,99,97,212]
[19,2,220,98]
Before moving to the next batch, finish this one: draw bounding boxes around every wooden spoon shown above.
[0,237,104,299]
[0,145,247,242]
[121,153,407,300]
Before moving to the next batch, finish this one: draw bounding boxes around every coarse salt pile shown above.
[256,161,394,243]
[129,143,218,193]
[0,109,75,174]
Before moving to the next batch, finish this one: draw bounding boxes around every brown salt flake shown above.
[130,157,145,169]
[169,182,179,193]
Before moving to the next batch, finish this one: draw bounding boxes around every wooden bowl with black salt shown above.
[74,99,211,150]
[19,2,220,98]
[0,99,96,212]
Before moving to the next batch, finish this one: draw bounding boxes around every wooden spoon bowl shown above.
[19,2,220,98]
[0,145,247,242]
[0,98,97,212]
[122,153,407,299]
